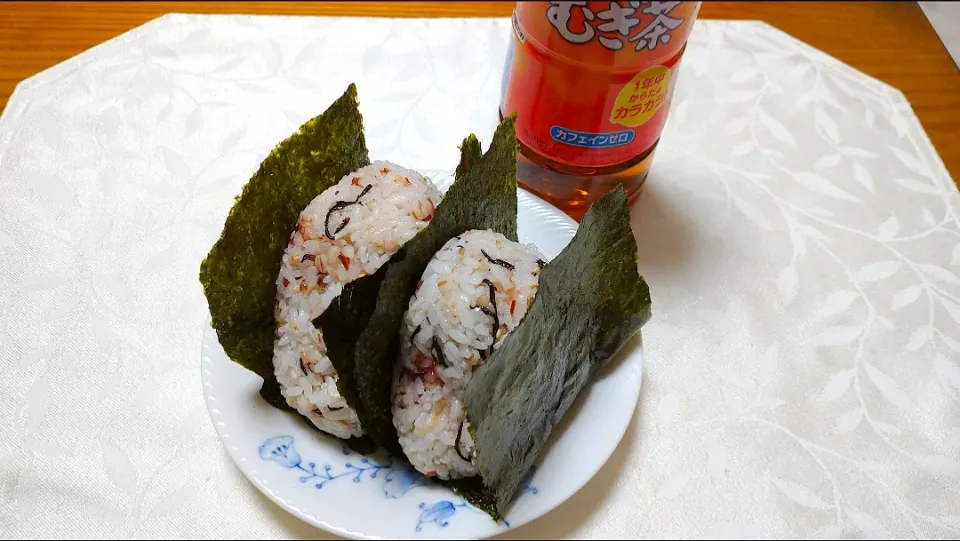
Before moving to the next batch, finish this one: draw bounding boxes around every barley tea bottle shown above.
[501,1,701,220]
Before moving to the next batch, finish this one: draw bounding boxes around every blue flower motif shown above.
[257,436,541,534]
[258,435,301,468]
[415,500,468,532]
[383,467,424,499]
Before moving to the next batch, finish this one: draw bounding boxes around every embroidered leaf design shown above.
[814,108,840,143]
[922,264,960,285]
[730,66,760,83]
[704,436,728,482]
[855,261,900,282]
[184,107,204,138]
[852,161,874,193]
[818,370,854,401]
[848,509,891,538]
[865,363,912,410]
[162,147,191,179]
[719,116,751,137]
[891,285,922,311]
[835,409,863,434]
[921,455,960,480]
[941,298,960,326]
[934,354,960,390]
[657,471,696,499]
[758,109,796,147]
[149,484,200,519]
[794,172,860,203]
[759,344,778,384]
[814,154,841,169]
[808,326,864,347]
[817,290,858,317]
[893,177,939,195]
[841,147,877,159]
[771,477,831,509]
[877,216,899,239]
[888,145,932,177]
[905,326,931,352]
[874,421,901,435]
[777,266,798,306]
[219,125,247,154]
[100,437,137,499]
[656,392,680,429]
[733,197,773,231]
[730,141,754,157]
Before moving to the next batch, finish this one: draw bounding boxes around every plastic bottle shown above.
[500,1,701,220]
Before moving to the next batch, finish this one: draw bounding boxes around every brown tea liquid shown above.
[510,120,657,221]
[499,2,700,222]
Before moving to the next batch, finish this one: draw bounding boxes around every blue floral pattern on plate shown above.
[259,436,424,498]
[415,499,472,532]
[258,435,538,533]
[415,469,539,531]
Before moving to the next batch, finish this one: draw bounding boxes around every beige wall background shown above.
[920,2,960,68]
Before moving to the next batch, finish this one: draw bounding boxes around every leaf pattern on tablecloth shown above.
[631,19,960,541]
[0,15,958,540]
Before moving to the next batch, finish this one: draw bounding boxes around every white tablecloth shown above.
[0,14,958,539]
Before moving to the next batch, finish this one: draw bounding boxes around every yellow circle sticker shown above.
[609,65,671,128]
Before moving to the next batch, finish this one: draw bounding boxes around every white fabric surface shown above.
[1,14,959,539]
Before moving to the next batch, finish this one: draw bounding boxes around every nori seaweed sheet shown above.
[198,83,369,401]
[316,123,518,455]
[314,271,381,422]
[464,187,652,516]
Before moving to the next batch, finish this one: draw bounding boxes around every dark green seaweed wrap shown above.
[465,187,652,516]
[318,119,518,454]
[199,84,369,406]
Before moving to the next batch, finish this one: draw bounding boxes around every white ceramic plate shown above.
[201,178,644,540]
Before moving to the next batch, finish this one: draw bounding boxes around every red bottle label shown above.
[501,2,700,169]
